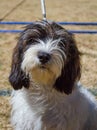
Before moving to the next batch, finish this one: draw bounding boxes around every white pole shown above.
[41,0,47,20]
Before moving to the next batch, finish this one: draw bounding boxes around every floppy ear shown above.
[54,36,81,94]
[9,38,29,90]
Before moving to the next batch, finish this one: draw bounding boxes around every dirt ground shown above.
[0,0,97,129]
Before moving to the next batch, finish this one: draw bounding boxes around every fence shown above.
[0,21,97,34]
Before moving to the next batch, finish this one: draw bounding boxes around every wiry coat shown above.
[9,21,97,130]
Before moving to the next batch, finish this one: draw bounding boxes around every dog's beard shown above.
[21,39,66,86]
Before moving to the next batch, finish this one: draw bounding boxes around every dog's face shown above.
[21,38,66,87]
[9,21,81,94]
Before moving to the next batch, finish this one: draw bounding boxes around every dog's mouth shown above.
[39,64,48,70]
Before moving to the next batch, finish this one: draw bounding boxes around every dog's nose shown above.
[38,51,51,64]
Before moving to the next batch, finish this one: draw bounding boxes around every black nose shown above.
[38,51,51,64]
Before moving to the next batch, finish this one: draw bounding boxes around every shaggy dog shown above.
[9,20,97,130]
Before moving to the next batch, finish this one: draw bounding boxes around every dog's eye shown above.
[27,38,34,44]
[59,40,65,49]
[27,38,37,45]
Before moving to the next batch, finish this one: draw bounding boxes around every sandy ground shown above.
[0,0,97,129]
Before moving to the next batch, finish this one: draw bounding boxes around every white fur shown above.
[11,82,97,130]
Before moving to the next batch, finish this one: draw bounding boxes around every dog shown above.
[9,20,97,130]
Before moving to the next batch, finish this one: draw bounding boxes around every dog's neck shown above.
[28,80,78,104]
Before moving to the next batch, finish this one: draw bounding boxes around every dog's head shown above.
[9,20,81,94]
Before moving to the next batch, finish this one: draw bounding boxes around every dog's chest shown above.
[27,89,76,130]
[12,88,83,130]
[28,88,87,130]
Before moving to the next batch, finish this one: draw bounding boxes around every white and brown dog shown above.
[9,20,97,130]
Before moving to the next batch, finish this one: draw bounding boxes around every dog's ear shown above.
[54,35,81,94]
[9,38,30,90]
